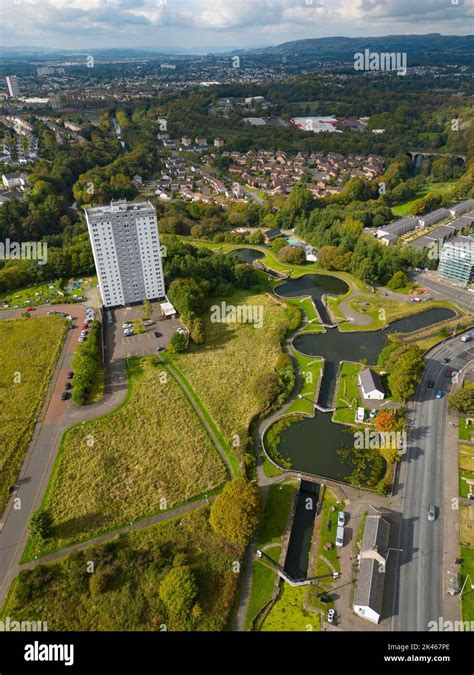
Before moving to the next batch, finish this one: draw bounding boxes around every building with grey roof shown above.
[353,511,390,624]
[438,235,474,287]
[358,367,385,400]
[448,199,474,218]
[416,208,450,228]
[376,216,416,244]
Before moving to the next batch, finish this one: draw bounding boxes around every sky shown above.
[2,0,473,52]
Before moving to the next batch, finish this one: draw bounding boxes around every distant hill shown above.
[231,34,474,62]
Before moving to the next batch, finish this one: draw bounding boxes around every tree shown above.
[168,277,205,321]
[374,410,398,432]
[159,565,198,618]
[143,299,152,320]
[449,387,474,415]
[190,318,205,345]
[169,331,187,353]
[277,245,306,265]
[387,270,409,291]
[29,510,53,539]
[209,478,262,548]
[252,371,280,406]
[271,237,287,254]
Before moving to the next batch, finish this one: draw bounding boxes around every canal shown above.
[284,480,320,581]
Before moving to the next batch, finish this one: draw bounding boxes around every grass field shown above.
[459,470,474,499]
[460,505,474,547]
[172,289,297,451]
[27,357,227,558]
[0,316,67,513]
[2,506,240,631]
[459,420,474,442]
[460,447,474,473]
[246,480,298,630]
[0,276,96,311]
[391,181,457,216]
[286,352,323,416]
[460,546,474,623]
[333,361,364,425]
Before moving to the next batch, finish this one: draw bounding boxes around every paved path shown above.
[0,304,128,607]
[20,498,208,572]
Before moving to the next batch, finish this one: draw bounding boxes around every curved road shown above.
[393,332,474,631]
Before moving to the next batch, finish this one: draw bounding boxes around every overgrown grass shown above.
[459,420,474,442]
[27,357,227,558]
[260,584,321,632]
[286,353,323,416]
[460,505,474,548]
[172,289,298,463]
[1,507,240,631]
[460,470,474,499]
[333,361,363,425]
[0,316,67,512]
[460,546,474,623]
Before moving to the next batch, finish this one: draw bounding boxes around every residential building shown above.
[264,228,283,243]
[353,511,390,624]
[2,172,29,190]
[84,200,165,308]
[214,138,224,147]
[448,199,474,218]
[5,76,21,98]
[376,217,417,244]
[438,236,474,287]
[358,368,385,400]
[416,208,450,228]
[181,136,192,147]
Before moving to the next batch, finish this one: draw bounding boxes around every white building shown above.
[5,76,21,98]
[358,368,385,400]
[353,511,390,624]
[84,200,165,308]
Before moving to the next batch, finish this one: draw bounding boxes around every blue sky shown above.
[3,0,473,51]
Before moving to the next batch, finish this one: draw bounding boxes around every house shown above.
[358,368,385,400]
[0,190,24,206]
[181,136,192,147]
[2,172,29,190]
[353,510,390,624]
[264,228,283,243]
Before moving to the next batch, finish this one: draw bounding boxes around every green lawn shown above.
[260,584,321,632]
[332,361,364,425]
[0,316,68,513]
[460,546,474,623]
[27,357,227,559]
[2,506,240,631]
[286,352,324,416]
[459,419,474,442]
[245,480,298,630]
[460,470,474,499]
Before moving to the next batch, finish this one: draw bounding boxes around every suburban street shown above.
[412,271,474,312]
[392,332,474,631]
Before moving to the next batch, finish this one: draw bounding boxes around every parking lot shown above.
[104,301,183,360]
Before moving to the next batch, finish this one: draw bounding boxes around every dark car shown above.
[427,380,435,388]
[444,368,453,377]
[64,382,72,390]
[61,391,69,401]
[67,371,74,379]
[154,331,163,338]
[443,357,450,364]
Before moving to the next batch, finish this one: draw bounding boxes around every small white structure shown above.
[356,407,365,423]
[160,301,177,319]
[358,368,385,400]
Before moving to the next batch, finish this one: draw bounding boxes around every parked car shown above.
[443,357,450,364]
[369,409,377,419]
[427,380,435,389]
[335,526,344,548]
[144,320,155,326]
[444,368,453,378]
[61,391,69,400]
[461,334,472,343]
[154,331,162,338]
[156,346,164,352]
[327,609,335,624]
[435,390,444,399]
[176,327,187,335]
[47,310,56,315]
[337,511,346,528]
[64,382,72,390]
[123,322,133,329]
[26,307,36,312]
[82,323,89,329]
[67,371,74,379]
[427,504,436,522]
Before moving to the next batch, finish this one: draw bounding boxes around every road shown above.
[392,332,474,631]
[412,271,474,312]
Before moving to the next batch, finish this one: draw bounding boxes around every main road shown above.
[392,331,474,631]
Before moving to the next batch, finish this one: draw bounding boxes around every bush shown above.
[89,565,115,595]
[29,510,53,539]
[387,270,409,291]
[449,386,474,415]
[159,564,198,618]
[209,478,262,548]
[252,371,280,407]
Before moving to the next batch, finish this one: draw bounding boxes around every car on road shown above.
[444,368,453,377]
[327,609,335,624]
[461,334,472,343]
[47,310,56,315]
[67,371,74,379]
[156,346,164,352]
[26,307,36,312]
[64,382,72,390]
[427,504,436,522]
[427,380,435,388]
[337,511,346,527]
[435,390,444,399]
[443,357,450,364]
[335,525,344,547]
[61,391,69,400]
[154,331,162,338]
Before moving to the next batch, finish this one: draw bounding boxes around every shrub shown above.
[71,320,102,405]
[252,371,280,406]
[29,510,53,539]
[159,564,198,618]
[168,331,188,353]
[277,245,306,265]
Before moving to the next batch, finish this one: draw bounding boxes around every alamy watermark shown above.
[210,301,264,329]
[354,428,407,452]
[0,616,48,631]
[0,239,48,265]
[354,49,407,76]
[428,617,474,631]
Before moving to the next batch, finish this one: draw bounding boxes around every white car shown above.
[337,511,346,528]
[327,609,335,624]
[143,320,155,326]
[176,327,187,335]
[122,322,133,329]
